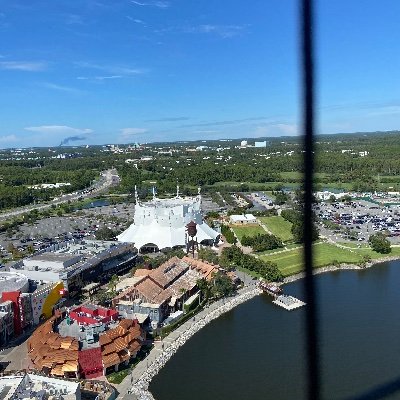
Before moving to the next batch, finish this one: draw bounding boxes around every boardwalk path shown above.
[117,284,262,400]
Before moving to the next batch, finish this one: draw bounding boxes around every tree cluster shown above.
[273,191,289,205]
[219,246,283,282]
[368,233,391,254]
[221,225,237,244]
[210,271,236,298]
[241,233,283,252]
[95,227,117,241]
[197,247,220,265]
[281,208,319,243]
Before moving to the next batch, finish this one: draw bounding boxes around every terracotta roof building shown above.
[27,310,144,378]
[113,256,220,328]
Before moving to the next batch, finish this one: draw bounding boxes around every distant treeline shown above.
[1,131,400,209]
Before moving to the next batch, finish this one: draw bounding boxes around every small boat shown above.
[259,281,283,295]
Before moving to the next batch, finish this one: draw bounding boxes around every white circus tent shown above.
[117,188,220,252]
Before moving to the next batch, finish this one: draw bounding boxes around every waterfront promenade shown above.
[116,283,262,400]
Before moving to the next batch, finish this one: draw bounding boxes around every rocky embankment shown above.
[129,287,262,400]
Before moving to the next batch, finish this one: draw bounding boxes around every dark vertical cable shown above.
[301,0,320,399]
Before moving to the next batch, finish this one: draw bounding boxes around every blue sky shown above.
[0,0,399,148]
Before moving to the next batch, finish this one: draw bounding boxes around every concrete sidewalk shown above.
[115,283,260,399]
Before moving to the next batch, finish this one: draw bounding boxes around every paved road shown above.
[0,169,119,221]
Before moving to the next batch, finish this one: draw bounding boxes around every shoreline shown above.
[118,254,400,399]
[125,286,262,400]
[282,255,400,284]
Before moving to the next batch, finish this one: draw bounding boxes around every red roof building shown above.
[79,347,103,379]
[69,304,118,326]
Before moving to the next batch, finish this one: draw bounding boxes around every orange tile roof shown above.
[182,256,219,281]
[99,334,113,346]
[102,352,120,369]
[149,256,188,289]
[134,268,151,277]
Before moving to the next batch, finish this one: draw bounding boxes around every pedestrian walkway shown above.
[116,284,261,400]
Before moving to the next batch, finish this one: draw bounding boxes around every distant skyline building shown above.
[117,188,220,252]
[254,141,268,148]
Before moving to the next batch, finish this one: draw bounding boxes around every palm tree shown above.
[179,288,188,312]
[108,274,119,295]
[196,278,210,303]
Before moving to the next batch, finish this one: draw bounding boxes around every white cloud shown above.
[126,16,146,25]
[367,106,400,117]
[120,128,147,141]
[0,61,46,71]
[41,83,84,94]
[65,14,84,25]
[130,1,169,8]
[121,128,147,136]
[273,123,297,135]
[25,126,93,135]
[0,134,18,143]
[75,62,146,77]
[254,123,298,137]
[185,24,247,39]
[77,75,123,81]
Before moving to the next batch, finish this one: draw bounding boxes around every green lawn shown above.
[352,245,400,260]
[258,243,301,256]
[260,243,364,276]
[260,242,400,277]
[258,216,294,242]
[337,242,369,249]
[231,225,266,241]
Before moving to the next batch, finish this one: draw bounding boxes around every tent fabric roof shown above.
[118,220,219,249]
[117,196,219,249]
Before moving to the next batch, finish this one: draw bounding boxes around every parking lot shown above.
[0,203,135,264]
[316,199,400,244]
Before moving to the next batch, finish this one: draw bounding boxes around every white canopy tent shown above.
[117,192,220,251]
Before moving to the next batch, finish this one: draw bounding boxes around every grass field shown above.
[260,243,362,276]
[231,225,265,241]
[337,242,370,249]
[260,242,400,276]
[351,245,400,260]
[258,216,294,242]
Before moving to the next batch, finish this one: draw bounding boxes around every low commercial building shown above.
[0,373,81,400]
[27,309,144,378]
[113,256,219,328]
[0,272,30,297]
[0,274,65,343]
[229,214,257,224]
[69,304,118,326]
[1,291,32,337]
[10,240,137,297]
[254,141,267,148]
[0,301,15,346]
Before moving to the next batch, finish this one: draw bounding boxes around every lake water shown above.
[150,261,400,400]
[81,199,110,209]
